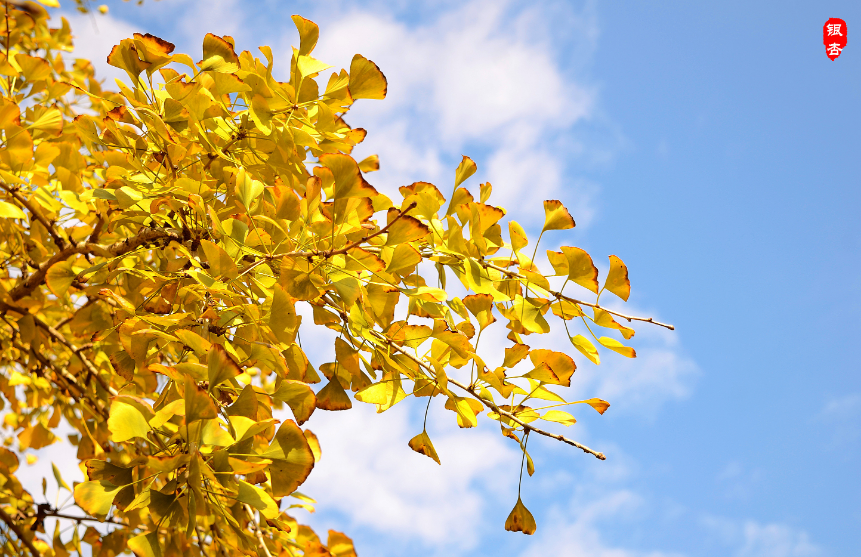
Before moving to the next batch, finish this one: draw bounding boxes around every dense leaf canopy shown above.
[0,3,671,555]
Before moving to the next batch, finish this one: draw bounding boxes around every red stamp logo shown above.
[824,18,847,60]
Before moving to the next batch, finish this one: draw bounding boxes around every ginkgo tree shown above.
[0,2,674,556]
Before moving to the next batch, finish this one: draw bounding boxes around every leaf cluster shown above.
[0,4,671,555]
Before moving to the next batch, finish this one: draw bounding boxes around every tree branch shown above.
[1,180,66,248]
[0,506,40,557]
[243,504,273,557]
[383,340,607,460]
[319,201,417,258]
[8,227,183,301]
[0,300,117,402]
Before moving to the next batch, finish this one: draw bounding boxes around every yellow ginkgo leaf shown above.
[509,221,528,252]
[316,377,353,411]
[127,532,161,557]
[199,239,238,279]
[74,480,122,518]
[561,246,599,294]
[296,54,332,78]
[273,380,317,426]
[108,398,152,442]
[454,155,477,189]
[542,410,577,426]
[106,39,150,80]
[292,15,320,55]
[604,254,631,301]
[237,480,279,519]
[528,349,576,387]
[358,154,380,172]
[262,420,316,497]
[598,336,636,358]
[207,344,242,392]
[384,211,430,246]
[198,33,238,73]
[504,497,537,535]
[0,200,25,219]
[304,429,322,462]
[407,430,441,464]
[541,200,575,232]
[570,334,600,365]
[349,54,387,100]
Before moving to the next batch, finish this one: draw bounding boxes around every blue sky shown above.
[36,0,859,555]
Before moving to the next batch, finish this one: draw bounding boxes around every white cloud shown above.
[302,0,600,224]
[736,522,822,557]
[294,402,517,554]
[819,393,861,421]
[58,12,138,85]
[519,488,684,557]
[702,516,823,557]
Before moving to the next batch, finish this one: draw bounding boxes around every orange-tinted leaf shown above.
[316,378,353,411]
[207,344,241,391]
[273,380,317,425]
[261,420,316,497]
[575,397,611,414]
[384,209,430,246]
[199,33,239,73]
[349,54,387,100]
[106,39,150,80]
[408,430,441,464]
[541,200,575,232]
[561,246,599,294]
[604,255,631,301]
[528,349,576,387]
[358,154,379,172]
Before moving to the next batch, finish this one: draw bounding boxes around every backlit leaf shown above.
[542,410,577,426]
[349,54,387,100]
[570,334,600,365]
[108,398,151,442]
[604,255,631,301]
[560,246,599,294]
[273,380,317,425]
[74,480,121,518]
[262,420,315,497]
[199,33,239,73]
[128,532,162,557]
[454,155,477,189]
[598,336,636,358]
[0,200,25,219]
[541,200,575,232]
[207,344,242,392]
[292,15,320,55]
[237,480,279,519]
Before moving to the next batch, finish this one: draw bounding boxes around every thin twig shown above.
[479,260,675,330]
[0,506,40,557]
[242,504,273,557]
[0,180,66,248]
[317,201,417,259]
[0,300,117,400]
[384,340,607,460]
[8,227,184,301]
